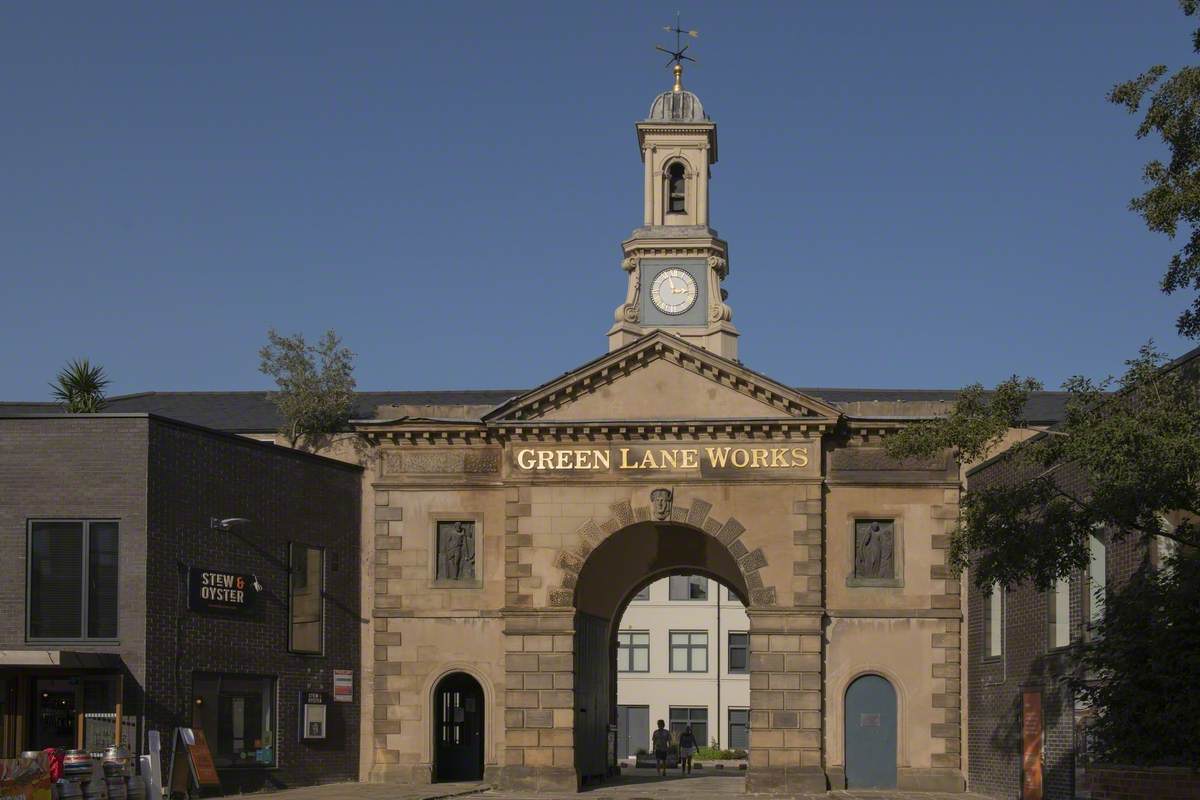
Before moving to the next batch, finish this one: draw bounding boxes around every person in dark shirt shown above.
[651,719,672,777]
[678,725,698,775]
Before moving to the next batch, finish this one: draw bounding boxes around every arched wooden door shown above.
[845,674,897,789]
[433,673,484,782]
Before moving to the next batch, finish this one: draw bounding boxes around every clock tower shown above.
[609,63,738,358]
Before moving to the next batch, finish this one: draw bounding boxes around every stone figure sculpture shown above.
[438,521,475,581]
[855,520,894,579]
[650,488,673,521]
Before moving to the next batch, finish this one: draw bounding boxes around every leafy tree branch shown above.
[258,329,356,449]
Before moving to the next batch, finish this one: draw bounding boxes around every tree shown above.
[49,358,110,413]
[1110,1,1200,338]
[258,329,356,449]
[1073,548,1200,766]
[885,344,1200,589]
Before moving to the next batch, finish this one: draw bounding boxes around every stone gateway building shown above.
[348,71,1060,795]
[0,69,1076,794]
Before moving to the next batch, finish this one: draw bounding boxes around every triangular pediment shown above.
[483,332,841,425]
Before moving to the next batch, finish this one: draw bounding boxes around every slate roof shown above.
[0,387,1072,432]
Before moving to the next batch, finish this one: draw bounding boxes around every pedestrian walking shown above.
[651,719,672,777]
[678,725,698,775]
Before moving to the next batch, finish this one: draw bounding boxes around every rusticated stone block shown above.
[750,587,777,606]
[739,547,768,573]
[703,517,722,535]
[538,653,572,672]
[770,710,799,728]
[749,652,784,672]
[554,550,582,573]
[717,518,746,546]
[548,589,573,607]
[525,709,553,728]
[538,690,574,708]
[687,498,712,527]
[505,691,538,708]
[610,500,634,527]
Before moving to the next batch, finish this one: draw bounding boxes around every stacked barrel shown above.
[54,748,149,800]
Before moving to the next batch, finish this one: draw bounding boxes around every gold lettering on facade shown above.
[706,447,730,467]
[516,445,811,471]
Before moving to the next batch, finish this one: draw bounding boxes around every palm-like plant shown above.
[50,359,110,413]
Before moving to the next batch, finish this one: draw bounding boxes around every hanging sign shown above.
[188,568,256,614]
[332,670,353,703]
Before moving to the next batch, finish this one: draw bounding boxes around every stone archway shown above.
[547,498,778,609]
[569,518,758,783]
[499,495,825,795]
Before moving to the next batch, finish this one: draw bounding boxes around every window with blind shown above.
[1047,577,1070,650]
[27,521,118,640]
[1087,534,1106,625]
[289,543,324,654]
[668,575,708,601]
[728,632,748,673]
[983,583,1004,659]
[728,708,749,750]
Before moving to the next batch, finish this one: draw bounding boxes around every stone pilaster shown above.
[908,486,966,792]
[498,610,578,792]
[792,486,824,607]
[745,610,827,793]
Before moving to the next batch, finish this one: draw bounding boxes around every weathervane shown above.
[656,12,698,93]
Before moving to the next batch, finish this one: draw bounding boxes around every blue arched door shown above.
[845,674,897,789]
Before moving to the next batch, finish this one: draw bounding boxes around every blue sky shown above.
[2,1,1195,399]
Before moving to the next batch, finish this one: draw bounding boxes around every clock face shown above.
[650,268,698,315]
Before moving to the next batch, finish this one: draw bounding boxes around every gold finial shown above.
[655,12,697,93]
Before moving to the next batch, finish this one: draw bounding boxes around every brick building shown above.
[964,345,1199,799]
[0,413,362,792]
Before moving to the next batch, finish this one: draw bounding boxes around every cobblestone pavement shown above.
[254,774,994,800]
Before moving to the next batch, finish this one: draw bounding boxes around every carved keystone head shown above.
[650,488,673,522]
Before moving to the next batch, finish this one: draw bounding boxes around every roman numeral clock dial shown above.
[650,268,698,315]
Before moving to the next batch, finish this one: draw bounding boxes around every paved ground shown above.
[255,775,993,800]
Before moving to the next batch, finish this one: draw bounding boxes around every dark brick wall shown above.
[144,416,362,791]
[0,415,362,787]
[966,450,1149,800]
[0,416,151,683]
[1086,765,1200,800]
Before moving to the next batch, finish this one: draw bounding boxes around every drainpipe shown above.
[716,591,721,750]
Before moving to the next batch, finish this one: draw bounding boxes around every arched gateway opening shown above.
[572,520,750,785]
